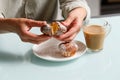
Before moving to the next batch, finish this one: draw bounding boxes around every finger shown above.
[20,23,51,41]
[62,33,77,42]
[21,26,49,40]
[26,19,47,27]
[61,15,75,26]
[59,24,80,40]
[55,33,77,42]
[21,39,40,44]
[25,31,50,41]
[60,19,82,40]
[21,34,51,44]
[25,39,43,44]
[34,34,51,42]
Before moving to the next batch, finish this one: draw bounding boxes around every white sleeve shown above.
[59,0,91,21]
[0,0,5,18]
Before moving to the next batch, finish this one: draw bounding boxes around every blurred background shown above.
[86,0,120,17]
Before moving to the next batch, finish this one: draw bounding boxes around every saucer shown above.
[32,38,87,62]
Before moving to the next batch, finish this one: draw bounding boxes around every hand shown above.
[0,18,51,44]
[55,7,87,42]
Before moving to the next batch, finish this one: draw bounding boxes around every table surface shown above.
[0,16,120,80]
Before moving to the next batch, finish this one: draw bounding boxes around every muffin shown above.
[59,42,78,57]
[41,21,67,36]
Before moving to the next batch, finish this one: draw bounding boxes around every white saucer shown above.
[32,38,87,62]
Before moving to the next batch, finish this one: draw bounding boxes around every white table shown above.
[0,16,120,80]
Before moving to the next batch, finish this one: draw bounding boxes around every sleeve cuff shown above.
[61,0,91,22]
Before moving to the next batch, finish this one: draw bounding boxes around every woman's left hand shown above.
[55,7,87,42]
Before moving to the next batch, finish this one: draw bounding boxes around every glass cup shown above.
[83,19,111,52]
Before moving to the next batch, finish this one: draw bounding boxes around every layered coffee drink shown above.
[83,25,106,51]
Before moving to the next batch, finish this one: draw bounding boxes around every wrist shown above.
[0,18,18,33]
[68,7,87,22]
[73,7,87,20]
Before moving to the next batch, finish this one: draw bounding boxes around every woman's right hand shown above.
[0,18,51,44]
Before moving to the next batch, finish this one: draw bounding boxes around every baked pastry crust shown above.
[59,42,78,57]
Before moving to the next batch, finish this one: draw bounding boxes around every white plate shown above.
[32,38,87,62]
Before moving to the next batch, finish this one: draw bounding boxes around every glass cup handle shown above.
[105,22,111,37]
